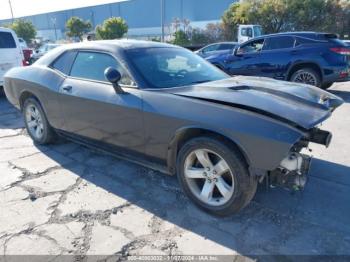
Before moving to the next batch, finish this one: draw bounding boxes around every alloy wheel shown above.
[184,149,235,206]
[25,103,44,140]
[293,71,317,86]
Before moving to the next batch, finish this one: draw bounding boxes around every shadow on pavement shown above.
[36,144,350,256]
[0,97,24,130]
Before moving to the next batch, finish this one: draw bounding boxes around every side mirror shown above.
[104,67,124,93]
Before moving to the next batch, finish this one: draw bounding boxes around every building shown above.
[0,0,235,41]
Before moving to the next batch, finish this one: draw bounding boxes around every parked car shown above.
[196,42,238,59]
[4,40,343,216]
[211,32,350,89]
[17,37,33,65]
[30,43,62,63]
[0,27,24,90]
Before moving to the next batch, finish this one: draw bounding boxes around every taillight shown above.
[330,47,350,55]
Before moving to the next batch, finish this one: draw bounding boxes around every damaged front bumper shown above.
[270,152,312,190]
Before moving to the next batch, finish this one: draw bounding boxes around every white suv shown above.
[0,27,24,88]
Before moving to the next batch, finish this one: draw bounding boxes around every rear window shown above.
[0,32,16,48]
[264,36,295,50]
[51,51,77,75]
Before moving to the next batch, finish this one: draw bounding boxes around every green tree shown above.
[66,17,91,41]
[191,28,211,45]
[96,17,128,40]
[172,30,190,46]
[221,0,349,36]
[10,19,36,43]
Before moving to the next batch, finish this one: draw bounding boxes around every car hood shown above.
[164,76,344,130]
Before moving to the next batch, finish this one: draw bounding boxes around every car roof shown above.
[63,39,178,52]
[210,42,238,45]
[253,31,338,40]
[35,39,183,67]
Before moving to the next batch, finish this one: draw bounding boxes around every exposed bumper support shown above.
[270,152,312,190]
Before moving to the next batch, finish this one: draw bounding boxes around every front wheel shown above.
[23,97,55,144]
[290,68,321,87]
[176,137,257,216]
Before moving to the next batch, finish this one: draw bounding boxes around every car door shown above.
[225,38,265,76]
[58,50,145,154]
[257,36,296,80]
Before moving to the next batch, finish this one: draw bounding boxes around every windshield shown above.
[126,47,228,88]
[253,26,263,37]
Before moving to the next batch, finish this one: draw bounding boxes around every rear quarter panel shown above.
[4,66,65,128]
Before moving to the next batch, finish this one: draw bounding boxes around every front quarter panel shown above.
[142,90,305,172]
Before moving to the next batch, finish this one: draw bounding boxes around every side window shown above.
[238,39,265,54]
[264,36,295,50]
[295,37,314,46]
[51,51,77,75]
[241,28,253,38]
[218,44,235,50]
[70,51,135,86]
[0,32,16,49]
[202,44,219,53]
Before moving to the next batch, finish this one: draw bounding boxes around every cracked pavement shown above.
[0,83,350,260]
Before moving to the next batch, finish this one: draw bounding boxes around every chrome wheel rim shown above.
[184,149,235,206]
[293,71,317,86]
[25,104,44,140]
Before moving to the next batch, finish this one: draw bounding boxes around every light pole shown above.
[8,0,14,23]
[51,18,57,41]
[160,0,165,42]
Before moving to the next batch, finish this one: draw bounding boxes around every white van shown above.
[237,25,263,43]
[0,27,24,87]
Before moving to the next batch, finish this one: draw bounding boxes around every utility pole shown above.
[51,18,57,41]
[160,0,165,42]
[8,0,14,23]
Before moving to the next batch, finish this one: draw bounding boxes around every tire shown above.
[176,136,257,216]
[321,82,333,89]
[23,97,55,144]
[290,68,321,87]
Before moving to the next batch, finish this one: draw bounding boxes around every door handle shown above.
[62,85,72,92]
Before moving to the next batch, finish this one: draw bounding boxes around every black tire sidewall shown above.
[176,137,256,216]
[23,97,53,144]
[291,68,321,87]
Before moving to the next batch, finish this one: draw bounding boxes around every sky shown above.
[0,0,127,20]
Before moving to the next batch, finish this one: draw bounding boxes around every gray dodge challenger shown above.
[3,40,343,216]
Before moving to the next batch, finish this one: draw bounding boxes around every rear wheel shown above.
[23,97,55,144]
[176,137,257,216]
[290,68,321,87]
